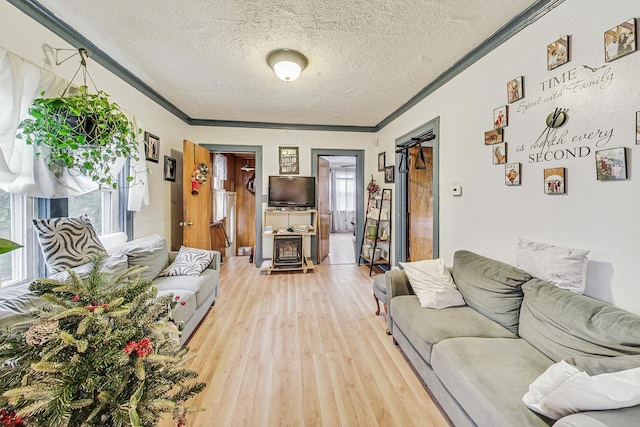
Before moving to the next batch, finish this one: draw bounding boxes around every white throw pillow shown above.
[516,238,589,293]
[523,360,640,420]
[159,246,215,277]
[399,258,465,309]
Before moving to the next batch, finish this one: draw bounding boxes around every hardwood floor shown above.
[325,232,356,265]
[162,256,449,427]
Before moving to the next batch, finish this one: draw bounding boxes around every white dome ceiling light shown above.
[266,49,308,82]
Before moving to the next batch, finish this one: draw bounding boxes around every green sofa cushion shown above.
[431,337,554,427]
[519,279,640,361]
[452,250,532,335]
[390,295,516,365]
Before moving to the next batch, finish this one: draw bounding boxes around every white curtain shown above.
[212,153,226,221]
[0,47,148,205]
[330,167,356,232]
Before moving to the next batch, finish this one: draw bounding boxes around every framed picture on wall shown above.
[596,147,627,180]
[636,111,640,145]
[484,129,503,145]
[507,76,524,103]
[493,106,508,129]
[164,156,176,182]
[279,146,299,174]
[505,163,521,186]
[605,18,636,62]
[144,131,160,163]
[547,35,569,70]
[384,165,395,183]
[544,167,566,194]
[378,152,386,171]
[492,142,507,165]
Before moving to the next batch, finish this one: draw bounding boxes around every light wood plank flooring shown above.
[161,257,449,427]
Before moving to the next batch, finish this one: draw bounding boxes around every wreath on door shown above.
[190,162,209,195]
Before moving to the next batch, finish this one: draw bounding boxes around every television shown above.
[268,176,316,208]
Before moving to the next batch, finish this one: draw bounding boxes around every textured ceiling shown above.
[33,0,540,127]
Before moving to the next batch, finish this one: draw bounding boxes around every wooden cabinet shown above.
[358,189,391,276]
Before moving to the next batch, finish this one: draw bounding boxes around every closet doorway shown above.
[311,149,365,265]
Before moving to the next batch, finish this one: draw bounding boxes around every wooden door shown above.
[182,140,212,250]
[317,157,330,263]
[408,146,433,261]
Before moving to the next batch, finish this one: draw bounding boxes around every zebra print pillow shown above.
[33,215,106,274]
[159,246,215,277]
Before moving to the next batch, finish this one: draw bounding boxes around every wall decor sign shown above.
[144,131,160,163]
[505,163,521,186]
[378,152,386,171]
[544,167,565,194]
[164,156,176,182]
[547,35,569,70]
[493,105,508,129]
[596,147,627,180]
[507,76,524,103]
[278,146,299,174]
[484,129,503,145]
[492,142,507,165]
[384,165,395,183]
[604,18,636,62]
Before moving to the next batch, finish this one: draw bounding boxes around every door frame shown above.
[311,149,365,264]
[202,144,263,266]
[394,117,440,263]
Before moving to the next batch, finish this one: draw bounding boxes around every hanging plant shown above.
[17,49,140,189]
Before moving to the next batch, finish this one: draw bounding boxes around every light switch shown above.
[452,183,462,196]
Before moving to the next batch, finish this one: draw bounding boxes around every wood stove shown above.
[273,235,303,267]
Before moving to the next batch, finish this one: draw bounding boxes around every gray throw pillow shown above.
[159,246,215,277]
[565,354,640,375]
[33,214,106,273]
[124,237,169,281]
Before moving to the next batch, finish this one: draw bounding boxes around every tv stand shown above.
[260,209,317,274]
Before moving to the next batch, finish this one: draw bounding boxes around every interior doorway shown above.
[311,149,365,265]
[395,118,440,263]
[319,155,357,265]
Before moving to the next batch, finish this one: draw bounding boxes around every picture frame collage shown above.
[484,17,636,192]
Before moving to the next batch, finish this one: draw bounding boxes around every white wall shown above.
[0,2,189,240]
[377,0,640,314]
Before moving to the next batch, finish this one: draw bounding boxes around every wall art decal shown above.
[505,163,521,186]
[492,142,507,165]
[484,129,503,145]
[493,105,508,129]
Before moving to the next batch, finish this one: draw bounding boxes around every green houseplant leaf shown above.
[18,86,141,189]
[0,238,22,255]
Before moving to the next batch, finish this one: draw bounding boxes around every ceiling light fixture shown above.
[266,49,308,82]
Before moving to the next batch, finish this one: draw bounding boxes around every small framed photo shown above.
[547,35,569,70]
[279,146,299,175]
[507,76,524,103]
[605,18,636,62]
[484,129,503,145]
[493,105,508,129]
[636,111,640,145]
[492,142,507,165]
[596,147,627,180]
[145,132,160,163]
[384,165,395,183]
[505,163,521,186]
[164,156,177,182]
[378,152,386,171]
[544,167,566,194]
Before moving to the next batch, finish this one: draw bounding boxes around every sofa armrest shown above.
[168,250,221,271]
[385,269,413,299]
[385,269,413,334]
[553,406,640,427]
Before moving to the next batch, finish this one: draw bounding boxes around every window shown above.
[68,190,118,236]
[0,191,34,285]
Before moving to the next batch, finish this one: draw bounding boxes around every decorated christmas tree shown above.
[0,255,205,427]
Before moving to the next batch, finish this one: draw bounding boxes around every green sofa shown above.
[386,250,640,427]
